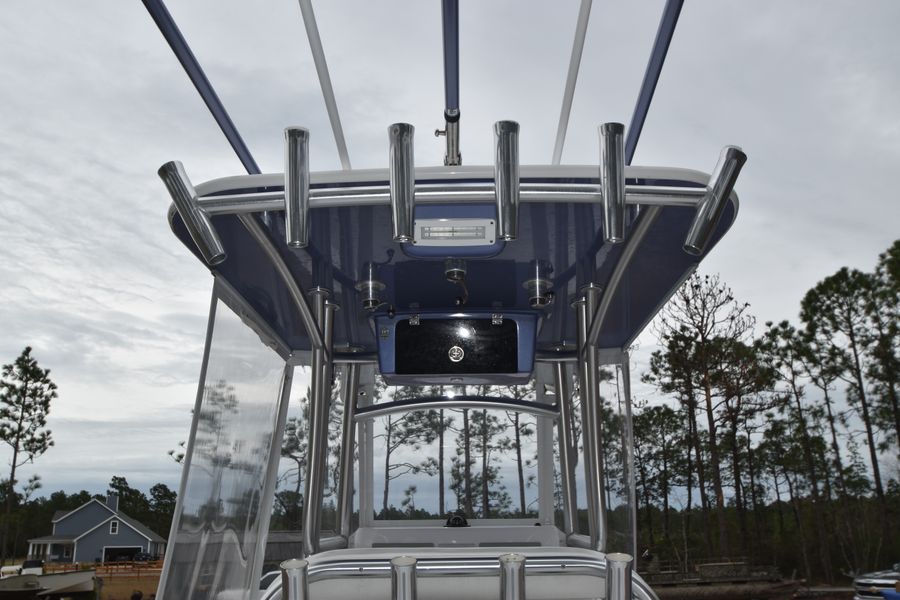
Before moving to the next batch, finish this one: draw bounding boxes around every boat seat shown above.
[350,523,562,549]
[262,545,649,600]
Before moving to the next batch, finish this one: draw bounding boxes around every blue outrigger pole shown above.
[624,0,684,165]
[437,0,461,165]
[142,0,261,175]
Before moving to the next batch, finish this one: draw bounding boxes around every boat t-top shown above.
[144,1,745,598]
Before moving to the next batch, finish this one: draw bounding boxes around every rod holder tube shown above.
[683,145,746,255]
[499,553,526,600]
[494,120,520,241]
[600,123,626,243]
[391,556,418,600]
[606,553,634,600]
[284,127,311,247]
[280,558,309,600]
[389,123,416,242]
[159,161,226,265]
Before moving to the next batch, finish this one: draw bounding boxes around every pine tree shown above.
[0,347,56,564]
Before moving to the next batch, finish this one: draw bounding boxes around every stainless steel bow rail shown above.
[277,552,638,600]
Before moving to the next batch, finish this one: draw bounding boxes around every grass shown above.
[97,573,160,600]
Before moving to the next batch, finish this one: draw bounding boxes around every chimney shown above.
[106,492,119,513]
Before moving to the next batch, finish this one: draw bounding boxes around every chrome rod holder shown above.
[499,553,526,600]
[158,161,225,265]
[494,120,520,241]
[684,145,747,255]
[284,127,311,248]
[606,553,634,600]
[280,558,309,600]
[599,122,626,244]
[391,556,418,600]
[389,123,416,242]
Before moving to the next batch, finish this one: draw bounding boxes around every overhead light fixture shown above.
[284,126,310,248]
[523,259,554,308]
[494,120,520,241]
[355,262,385,311]
[389,123,415,242]
[683,145,747,255]
[599,122,625,244]
[158,161,225,266]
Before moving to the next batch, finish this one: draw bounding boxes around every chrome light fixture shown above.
[683,145,747,255]
[599,122,625,244]
[158,161,226,266]
[284,127,310,248]
[389,123,415,242]
[524,259,554,307]
[494,120,520,241]
[355,262,385,311]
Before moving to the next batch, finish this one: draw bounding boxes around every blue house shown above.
[27,493,166,563]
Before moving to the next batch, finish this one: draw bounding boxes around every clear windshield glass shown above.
[159,297,287,600]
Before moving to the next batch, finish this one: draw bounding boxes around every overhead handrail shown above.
[188,178,712,216]
[142,0,261,175]
[354,395,559,421]
[297,0,352,170]
[552,0,593,165]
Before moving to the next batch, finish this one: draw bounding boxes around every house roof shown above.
[52,499,115,523]
[27,535,75,544]
[51,498,166,543]
[117,514,166,544]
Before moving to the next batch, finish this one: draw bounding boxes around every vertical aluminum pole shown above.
[303,288,335,555]
[337,363,360,539]
[554,363,578,537]
[284,127,311,248]
[620,354,638,559]
[280,558,309,600]
[391,556,418,600]
[606,553,633,600]
[499,553,526,600]
[357,364,376,528]
[575,284,607,551]
[494,120,520,241]
[572,295,597,546]
[389,123,416,242]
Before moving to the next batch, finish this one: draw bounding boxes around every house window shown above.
[110,520,119,535]
[64,546,71,558]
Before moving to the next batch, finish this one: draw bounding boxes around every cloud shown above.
[1,0,898,498]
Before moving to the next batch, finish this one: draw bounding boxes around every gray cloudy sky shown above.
[0,1,898,498]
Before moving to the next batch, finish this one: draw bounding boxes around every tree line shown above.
[272,382,541,529]
[0,346,177,562]
[636,239,899,581]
